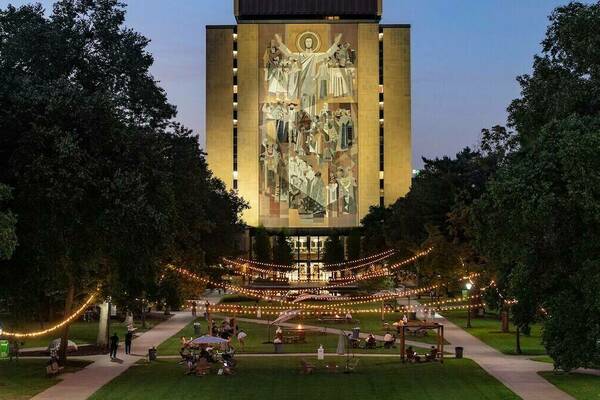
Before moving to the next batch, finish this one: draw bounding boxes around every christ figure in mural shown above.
[274,32,342,115]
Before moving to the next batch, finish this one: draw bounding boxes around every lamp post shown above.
[465,282,473,328]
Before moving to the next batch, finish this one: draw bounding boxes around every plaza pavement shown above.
[30,291,223,400]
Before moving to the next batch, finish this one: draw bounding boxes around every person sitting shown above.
[365,334,377,349]
[200,346,215,363]
[345,312,352,322]
[426,346,439,361]
[405,346,421,363]
[383,333,395,349]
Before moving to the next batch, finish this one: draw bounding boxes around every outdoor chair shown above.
[344,358,359,373]
[46,361,63,377]
[300,359,315,374]
[194,358,212,376]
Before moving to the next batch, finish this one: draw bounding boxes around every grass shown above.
[9,317,165,349]
[442,310,546,355]
[539,371,600,400]
[0,359,91,400]
[89,357,519,400]
[157,318,433,356]
[531,356,554,364]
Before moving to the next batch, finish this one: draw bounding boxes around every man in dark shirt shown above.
[109,333,119,359]
[125,330,133,355]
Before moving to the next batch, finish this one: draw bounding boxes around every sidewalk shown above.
[438,316,574,400]
[31,312,195,400]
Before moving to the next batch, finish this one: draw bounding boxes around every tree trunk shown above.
[516,326,522,355]
[501,310,509,333]
[97,301,109,347]
[58,282,75,364]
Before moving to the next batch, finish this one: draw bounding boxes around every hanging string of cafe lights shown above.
[220,258,289,281]
[321,249,397,271]
[208,301,488,317]
[326,247,434,275]
[1,289,99,338]
[226,248,397,272]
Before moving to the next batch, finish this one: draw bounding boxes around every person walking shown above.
[125,330,133,355]
[109,333,119,359]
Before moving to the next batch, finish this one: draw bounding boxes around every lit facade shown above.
[206,0,411,278]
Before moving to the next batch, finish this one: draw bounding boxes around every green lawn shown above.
[442,310,546,355]
[531,356,554,364]
[539,371,600,400]
[10,317,165,349]
[157,318,432,356]
[0,359,91,400]
[89,357,519,400]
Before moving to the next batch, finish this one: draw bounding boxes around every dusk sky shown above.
[5,0,590,168]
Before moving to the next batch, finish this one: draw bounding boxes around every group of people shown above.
[405,345,440,363]
[108,329,134,360]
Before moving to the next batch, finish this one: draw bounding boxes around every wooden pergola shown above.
[399,321,444,363]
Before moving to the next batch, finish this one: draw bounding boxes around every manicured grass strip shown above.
[531,356,553,364]
[0,359,91,400]
[157,318,432,356]
[539,371,600,400]
[90,357,519,400]
[442,310,546,355]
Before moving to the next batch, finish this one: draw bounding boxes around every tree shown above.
[0,0,245,362]
[472,1,600,370]
[322,234,345,264]
[473,116,600,369]
[346,228,362,260]
[272,231,294,266]
[253,226,272,263]
[0,184,17,260]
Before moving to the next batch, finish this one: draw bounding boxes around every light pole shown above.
[465,282,473,328]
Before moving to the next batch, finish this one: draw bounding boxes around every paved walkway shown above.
[437,316,573,400]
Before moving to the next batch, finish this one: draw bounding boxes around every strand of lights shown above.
[1,290,99,338]
[328,248,433,274]
[208,302,487,317]
[299,248,436,292]
[322,249,396,271]
[226,249,397,272]
[168,264,481,308]
[220,259,289,281]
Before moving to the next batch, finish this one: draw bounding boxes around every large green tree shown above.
[473,1,600,370]
[0,0,245,361]
[0,184,17,260]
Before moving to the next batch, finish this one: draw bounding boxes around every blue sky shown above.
[3,0,589,168]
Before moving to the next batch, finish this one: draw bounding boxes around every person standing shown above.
[109,333,119,359]
[237,330,247,350]
[191,302,197,317]
[125,330,133,355]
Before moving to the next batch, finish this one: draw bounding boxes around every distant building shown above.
[206,0,411,280]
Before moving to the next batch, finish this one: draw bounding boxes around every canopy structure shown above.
[191,335,229,345]
[399,321,445,363]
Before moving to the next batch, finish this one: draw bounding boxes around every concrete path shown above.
[437,316,573,400]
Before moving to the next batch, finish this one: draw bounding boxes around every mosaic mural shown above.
[259,25,359,227]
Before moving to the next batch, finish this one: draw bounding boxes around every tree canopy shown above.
[0,0,245,360]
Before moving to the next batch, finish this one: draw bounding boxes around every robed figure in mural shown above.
[274,32,342,115]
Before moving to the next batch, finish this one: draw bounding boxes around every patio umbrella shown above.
[47,339,78,352]
[190,335,229,345]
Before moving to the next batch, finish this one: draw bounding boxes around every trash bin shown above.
[148,347,157,361]
[455,346,464,359]
[351,327,360,340]
[274,343,283,353]
[193,322,201,336]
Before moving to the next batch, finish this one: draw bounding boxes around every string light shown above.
[2,290,99,338]
[225,249,397,272]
